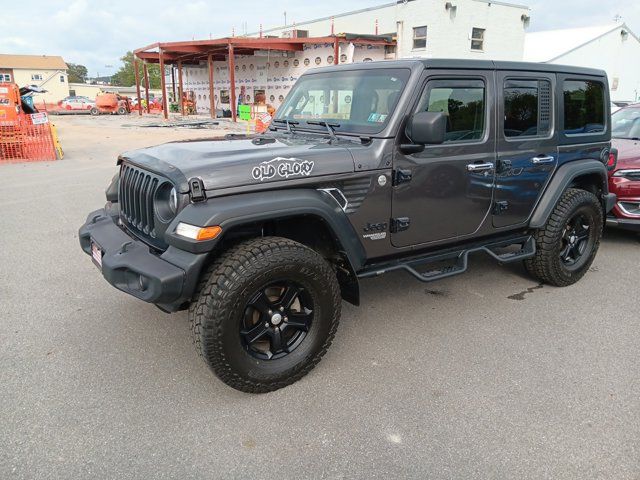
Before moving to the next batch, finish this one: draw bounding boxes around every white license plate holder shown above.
[91,240,103,269]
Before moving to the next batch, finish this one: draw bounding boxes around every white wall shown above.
[258,0,529,61]
[549,28,640,102]
[179,43,387,115]
[396,0,528,60]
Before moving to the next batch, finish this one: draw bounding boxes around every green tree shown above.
[111,51,162,89]
[67,63,88,83]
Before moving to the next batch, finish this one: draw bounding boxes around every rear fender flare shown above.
[529,159,608,229]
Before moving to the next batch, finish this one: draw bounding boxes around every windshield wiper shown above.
[307,121,340,142]
[272,119,299,134]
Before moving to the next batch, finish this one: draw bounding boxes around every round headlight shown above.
[155,183,179,223]
[169,187,178,214]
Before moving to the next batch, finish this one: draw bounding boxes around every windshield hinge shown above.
[189,177,206,202]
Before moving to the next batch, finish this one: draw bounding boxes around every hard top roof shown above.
[307,58,607,78]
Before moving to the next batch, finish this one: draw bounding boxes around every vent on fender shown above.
[342,178,372,214]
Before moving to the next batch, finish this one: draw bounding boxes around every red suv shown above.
[609,104,640,231]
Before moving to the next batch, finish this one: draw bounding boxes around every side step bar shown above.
[358,235,536,283]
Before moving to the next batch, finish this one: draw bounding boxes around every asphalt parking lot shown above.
[1,115,639,479]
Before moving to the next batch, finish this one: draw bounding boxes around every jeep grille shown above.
[119,163,162,239]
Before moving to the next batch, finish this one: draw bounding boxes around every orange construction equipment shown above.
[95,92,132,115]
[0,82,21,122]
[0,82,57,162]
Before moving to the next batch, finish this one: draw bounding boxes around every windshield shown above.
[275,68,410,135]
[612,106,640,139]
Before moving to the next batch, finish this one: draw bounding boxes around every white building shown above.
[256,0,530,61]
[524,23,640,103]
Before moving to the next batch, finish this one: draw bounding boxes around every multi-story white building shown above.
[256,0,531,61]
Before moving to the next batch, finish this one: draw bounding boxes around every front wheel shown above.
[189,237,341,393]
[525,188,603,286]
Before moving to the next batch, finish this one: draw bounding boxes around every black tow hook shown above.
[118,241,133,255]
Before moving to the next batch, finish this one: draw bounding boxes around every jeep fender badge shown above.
[251,157,314,182]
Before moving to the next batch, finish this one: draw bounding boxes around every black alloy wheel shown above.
[559,212,593,269]
[241,281,314,360]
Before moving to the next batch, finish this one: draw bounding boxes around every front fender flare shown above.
[165,189,367,271]
[529,159,609,229]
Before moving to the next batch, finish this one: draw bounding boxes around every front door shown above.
[392,71,496,247]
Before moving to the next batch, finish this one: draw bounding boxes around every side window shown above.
[503,79,552,138]
[416,79,485,143]
[563,80,605,135]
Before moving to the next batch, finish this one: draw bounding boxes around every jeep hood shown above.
[119,136,356,193]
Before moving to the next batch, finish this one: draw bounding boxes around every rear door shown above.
[493,71,558,227]
[391,70,496,247]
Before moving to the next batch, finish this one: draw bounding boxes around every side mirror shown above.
[405,111,447,145]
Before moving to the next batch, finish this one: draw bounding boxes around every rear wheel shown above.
[89,107,99,116]
[117,106,127,115]
[189,237,341,393]
[525,188,603,286]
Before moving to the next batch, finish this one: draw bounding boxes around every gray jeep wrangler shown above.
[80,59,616,392]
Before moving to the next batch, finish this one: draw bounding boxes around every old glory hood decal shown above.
[120,136,354,193]
[252,158,315,182]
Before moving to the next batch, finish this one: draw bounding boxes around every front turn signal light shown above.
[175,223,222,241]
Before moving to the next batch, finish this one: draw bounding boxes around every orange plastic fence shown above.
[0,114,57,163]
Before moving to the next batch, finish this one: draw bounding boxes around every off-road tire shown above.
[525,188,603,287]
[189,237,341,393]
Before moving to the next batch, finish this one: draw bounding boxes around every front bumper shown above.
[79,206,208,312]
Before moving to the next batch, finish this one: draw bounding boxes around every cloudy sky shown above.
[1,0,638,76]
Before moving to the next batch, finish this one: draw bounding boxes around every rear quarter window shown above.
[563,80,605,135]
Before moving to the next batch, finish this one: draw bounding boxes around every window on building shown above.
[1,73,11,82]
[504,79,552,138]
[31,73,43,81]
[60,75,65,83]
[413,26,427,50]
[416,79,486,142]
[385,44,397,59]
[471,28,485,51]
[563,80,605,135]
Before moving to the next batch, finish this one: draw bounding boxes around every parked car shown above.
[80,59,615,393]
[608,103,640,231]
[58,95,98,114]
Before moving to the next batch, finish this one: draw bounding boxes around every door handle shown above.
[467,162,495,172]
[531,155,555,164]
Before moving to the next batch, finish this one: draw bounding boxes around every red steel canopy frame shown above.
[133,34,395,121]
